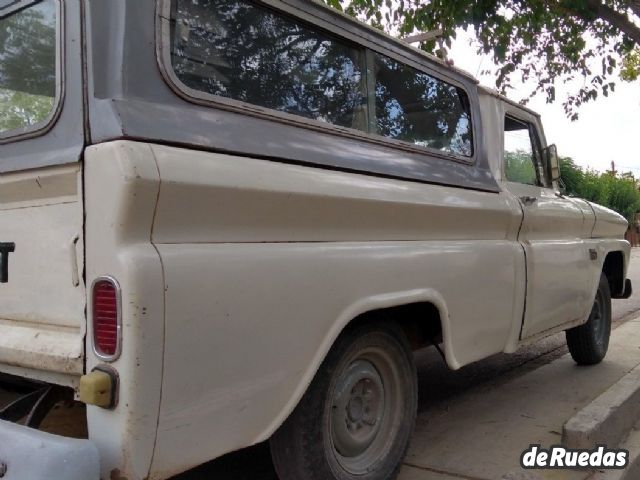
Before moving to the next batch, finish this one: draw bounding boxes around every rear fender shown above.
[261,288,452,442]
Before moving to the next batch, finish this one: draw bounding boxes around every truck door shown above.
[0,0,86,386]
[501,113,592,340]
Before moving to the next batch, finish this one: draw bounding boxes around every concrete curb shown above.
[623,462,640,479]
[591,425,640,480]
[563,364,640,450]
[621,428,640,480]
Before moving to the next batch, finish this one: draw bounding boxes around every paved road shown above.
[173,249,640,480]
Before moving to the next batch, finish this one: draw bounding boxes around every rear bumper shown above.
[0,420,99,480]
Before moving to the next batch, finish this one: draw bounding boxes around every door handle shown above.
[520,195,538,206]
[69,233,80,287]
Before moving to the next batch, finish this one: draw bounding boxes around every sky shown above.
[447,30,640,176]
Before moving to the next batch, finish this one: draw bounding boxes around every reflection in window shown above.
[0,0,57,135]
[504,116,538,185]
[373,54,473,156]
[168,0,476,157]
[170,0,367,130]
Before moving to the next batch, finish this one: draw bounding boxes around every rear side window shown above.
[373,53,473,156]
[167,0,474,158]
[170,0,368,130]
[0,0,58,137]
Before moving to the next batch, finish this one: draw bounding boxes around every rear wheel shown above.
[270,321,418,480]
[566,273,611,365]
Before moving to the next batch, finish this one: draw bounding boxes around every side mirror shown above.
[544,144,561,183]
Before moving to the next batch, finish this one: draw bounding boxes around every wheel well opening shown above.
[603,251,624,296]
[350,302,442,351]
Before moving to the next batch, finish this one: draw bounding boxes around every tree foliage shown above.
[499,153,640,222]
[621,48,640,80]
[560,157,640,222]
[505,149,538,184]
[0,91,53,132]
[327,0,640,119]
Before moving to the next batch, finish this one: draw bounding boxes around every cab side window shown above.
[504,116,543,186]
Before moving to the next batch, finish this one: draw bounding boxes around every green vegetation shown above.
[0,89,54,132]
[504,152,640,223]
[621,48,640,81]
[505,150,537,185]
[560,158,640,223]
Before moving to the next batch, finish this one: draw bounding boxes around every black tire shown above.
[270,321,418,480]
[566,273,612,365]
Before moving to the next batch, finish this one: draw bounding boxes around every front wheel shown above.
[566,272,612,365]
[270,321,418,480]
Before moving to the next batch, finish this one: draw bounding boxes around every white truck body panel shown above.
[0,164,85,385]
[84,143,164,480]
[147,144,525,476]
[78,140,630,480]
[0,0,632,479]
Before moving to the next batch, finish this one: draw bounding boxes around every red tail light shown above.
[92,277,121,361]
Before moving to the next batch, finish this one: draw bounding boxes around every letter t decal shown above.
[0,243,16,283]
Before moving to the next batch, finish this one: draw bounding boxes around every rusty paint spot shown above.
[110,469,129,480]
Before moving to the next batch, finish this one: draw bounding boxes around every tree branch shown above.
[546,1,640,44]
[586,1,640,44]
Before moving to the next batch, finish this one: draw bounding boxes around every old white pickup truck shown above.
[0,0,632,479]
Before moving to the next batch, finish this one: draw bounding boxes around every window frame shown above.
[0,0,42,17]
[528,123,549,188]
[503,114,547,187]
[0,0,65,144]
[155,0,477,164]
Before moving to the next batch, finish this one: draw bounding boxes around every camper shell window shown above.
[165,0,474,158]
[372,53,473,156]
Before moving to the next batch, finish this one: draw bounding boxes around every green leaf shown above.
[323,0,640,118]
